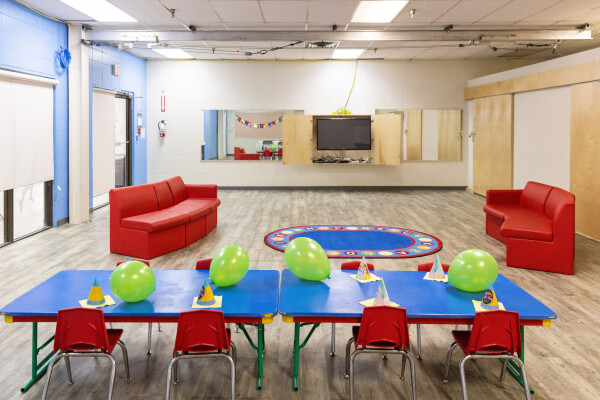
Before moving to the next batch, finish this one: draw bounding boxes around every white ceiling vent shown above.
[305,41,339,49]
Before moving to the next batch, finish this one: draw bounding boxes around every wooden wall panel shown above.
[372,114,402,165]
[282,115,313,165]
[438,109,462,161]
[405,109,422,160]
[473,95,513,196]
[571,82,600,240]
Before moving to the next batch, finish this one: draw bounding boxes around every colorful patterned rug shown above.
[264,225,442,258]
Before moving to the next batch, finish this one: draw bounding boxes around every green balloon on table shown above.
[284,237,330,281]
[110,260,156,302]
[448,249,498,292]
[209,245,249,287]
[270,144,278,151]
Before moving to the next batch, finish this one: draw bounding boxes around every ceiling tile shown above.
[393,0,460,23]
[436,0,511,24]
[308,0,359,24]
[211,0,264,23]
[413,47,457,59]
[303,48,335,59]
[223,22,268,30]
[261,1,307,23]
[273,48,305,59]
[388,48,429,59]
[523,0,600,22]
[110,0,183,24]
[266,23,307,30]
[360,48,396,58]
[23,0,95,20]
[479,0,562,23]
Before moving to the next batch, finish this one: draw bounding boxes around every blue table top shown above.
[1,270,279,319]
[279,270,556,321]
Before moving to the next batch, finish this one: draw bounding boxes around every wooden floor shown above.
[1,189,599,400]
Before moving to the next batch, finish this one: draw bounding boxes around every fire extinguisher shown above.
[158,120,166,137]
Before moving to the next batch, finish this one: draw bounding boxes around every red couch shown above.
[483,181,575,274]
[234,147,259,160]
[110,176,220,259]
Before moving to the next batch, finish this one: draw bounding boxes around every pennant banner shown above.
[235,114,283,129]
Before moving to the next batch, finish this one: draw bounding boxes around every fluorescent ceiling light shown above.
[154,49,193,59]
[352,1,409,23]
[331,49,365,59]
[59,0,136,22]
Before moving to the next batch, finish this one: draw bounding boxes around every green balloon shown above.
[284,237,330,281]
[270,144,278,151]
[110,261,156,302]
[209,245,249,287]
[448,249,498,292]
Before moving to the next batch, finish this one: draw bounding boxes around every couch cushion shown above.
[500,211,553,241]
[121,210,190,233]
[153,181,174,210]
[180,198,221,212]
[520,182,552,213]
[111,184,158,219]
[171,199,216,221]
[545,187,575,219]
[165,176,188,204]
[483,204,532,220]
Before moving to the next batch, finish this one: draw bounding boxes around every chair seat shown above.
[451,330,512,356]
[352,325,401,350]
[183,328,231,354]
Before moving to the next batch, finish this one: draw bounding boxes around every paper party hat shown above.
[356,257,371,280]
[481,283,499,310]
[428,255,446,280]
[197,278,216,306]
[87,278,106,306]
[373,279,391,306]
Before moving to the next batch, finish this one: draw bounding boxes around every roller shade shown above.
[92,89,116,197]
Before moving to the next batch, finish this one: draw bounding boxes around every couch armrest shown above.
[186,184,217,198]
[486,189,523,205]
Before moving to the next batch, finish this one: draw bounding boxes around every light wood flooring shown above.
[1,189,599,400]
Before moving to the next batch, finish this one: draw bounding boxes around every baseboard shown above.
[219,186,467,191]
[56,217,69,227]
[465,187,474,194]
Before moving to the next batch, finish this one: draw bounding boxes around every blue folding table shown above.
[0,269,279,392]
[279,270,556,391]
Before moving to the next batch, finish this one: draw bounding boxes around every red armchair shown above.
[234,147,259,160]
[483,181,575,274]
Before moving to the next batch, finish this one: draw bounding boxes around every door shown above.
[473,95,513,196]
[282,115,313,164]
[114,95,131,189]
[405,109,422,160]
[204,110,218,160]
[438,109,462,161]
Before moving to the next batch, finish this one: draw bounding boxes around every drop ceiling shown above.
[22,0,600,60]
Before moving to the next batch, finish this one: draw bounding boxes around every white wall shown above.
[466,47,600,191]
[421,109,438,161]
[147,59,509,187]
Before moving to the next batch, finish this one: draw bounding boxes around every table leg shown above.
[292,322,321,391]
[21,322,56,393]
[505,326,534,395]
[236,323,265,390]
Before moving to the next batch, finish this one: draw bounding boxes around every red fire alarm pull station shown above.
[112,65,120,76]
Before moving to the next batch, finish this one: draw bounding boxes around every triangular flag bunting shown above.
[87,278,106,306]
[373,279,391,306]
[197,278,216,306]
[481,283,499,310]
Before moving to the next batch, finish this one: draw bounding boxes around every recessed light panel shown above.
[352,1,409,23]
[154,49,194,59]
[331,49,365,59]
[59,0,136,22]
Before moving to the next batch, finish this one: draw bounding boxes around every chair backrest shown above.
[173,310,230,354]
[417,261,450,272]
[355,306,410,349]
[341,260,375,271]
[468,310,522,355]
[196,258,212,270]
[54,308,109,353]
[116,259,150,267]
[264,149,272,156]
[278,149,283,156]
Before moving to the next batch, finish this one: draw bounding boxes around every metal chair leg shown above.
[116,340,132,382]
[64,355,73,384]
[157,322,162,331]
[165,356,179,400]
[40,354,60,400]
[499,358,508,381]
[106,354,117,400]
[443,342,458,383]
[173,356,179,385]
[344,338,354,378]
[147,323,153,355]
[513,357,532,400]
[459,355,472,400]
[331,323,336,357]
[227,354,236,400]
[349,350,359,400]
[416,324,422,360]
[404,351,417,400]
[400,354,406,379]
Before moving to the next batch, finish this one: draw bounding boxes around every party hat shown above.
[356,257,371,280]
[481,283,499,310]
[428,255,446,280]
[87,278,106,306]
[373,279,391,306]
[197,278,216,306]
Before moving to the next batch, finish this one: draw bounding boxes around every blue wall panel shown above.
[89,46,147,206]
[0,0,69,226]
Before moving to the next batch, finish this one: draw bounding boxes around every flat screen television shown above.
[316,117,371,150]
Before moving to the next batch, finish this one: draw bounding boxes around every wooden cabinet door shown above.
[473,95,513,196]
[405,109,422,160]
[282,115,313,165]
[372,114,402,165]
[571,82,600,240]
[438,109,462,161]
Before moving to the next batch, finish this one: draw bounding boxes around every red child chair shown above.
[195,258,212,270]
[263,148,272,160]
[165,310,236,400]
[415,260,451,360]
[345,306,416,400]
[116,259,158,355]
[329,261,376,356]
[442,310,530,400]
[41,308,131,400]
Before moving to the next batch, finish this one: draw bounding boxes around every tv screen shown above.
[316,118,371,150]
